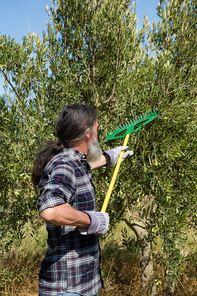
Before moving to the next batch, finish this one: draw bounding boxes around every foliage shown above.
[0,33,52,252]
[118,0,197,288]
[0,95,40,252]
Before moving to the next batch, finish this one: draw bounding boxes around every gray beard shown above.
[87,138,103,163]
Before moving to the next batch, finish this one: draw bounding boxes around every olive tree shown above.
[120,0,197,294]
[0,32,53,252]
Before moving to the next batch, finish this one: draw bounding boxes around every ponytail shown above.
[32,140,64,186]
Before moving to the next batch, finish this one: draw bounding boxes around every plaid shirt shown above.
[37,147,104,296]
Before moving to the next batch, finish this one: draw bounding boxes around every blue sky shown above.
[0,0,160,95]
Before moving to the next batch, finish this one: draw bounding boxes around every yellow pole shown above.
[101,133,130,212]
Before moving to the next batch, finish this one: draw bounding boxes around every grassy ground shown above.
[1,222,197,296]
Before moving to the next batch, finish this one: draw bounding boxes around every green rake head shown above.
[106,110,159,140]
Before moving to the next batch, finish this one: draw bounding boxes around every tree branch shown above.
[0,69,23,103]
[105,23,122,103]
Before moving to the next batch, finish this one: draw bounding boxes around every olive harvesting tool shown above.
[101,110,159,213]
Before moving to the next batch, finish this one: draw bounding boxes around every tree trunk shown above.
[124,197,157,296]
[138,228,157,296]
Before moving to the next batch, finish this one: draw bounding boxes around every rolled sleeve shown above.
[38,164,76,214]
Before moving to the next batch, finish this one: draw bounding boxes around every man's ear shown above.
[85,131,92,144]
[84,126,91,141]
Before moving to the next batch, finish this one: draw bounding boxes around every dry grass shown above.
[99,242,197,296]
[0,223,47,296]
[1,251,41,296]
[1,222,197,296]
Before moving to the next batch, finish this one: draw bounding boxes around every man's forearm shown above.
[91,154,110,170]
[40,203,91,227]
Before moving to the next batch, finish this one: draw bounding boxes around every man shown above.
[32,104,132,296]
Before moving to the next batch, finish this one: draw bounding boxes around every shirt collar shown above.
[63,146,87,163]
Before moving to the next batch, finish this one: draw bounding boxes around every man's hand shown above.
[78,211,109,235]
[104,146,134,168]
[90,146,133,170]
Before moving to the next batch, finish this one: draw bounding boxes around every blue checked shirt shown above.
[37,147,104,296]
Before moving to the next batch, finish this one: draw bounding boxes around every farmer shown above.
[32,104,132,296]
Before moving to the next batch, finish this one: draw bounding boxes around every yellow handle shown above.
[101,133,130,212]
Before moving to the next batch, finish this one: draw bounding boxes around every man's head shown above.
[55,104,102,161]
[32,104,101,186]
